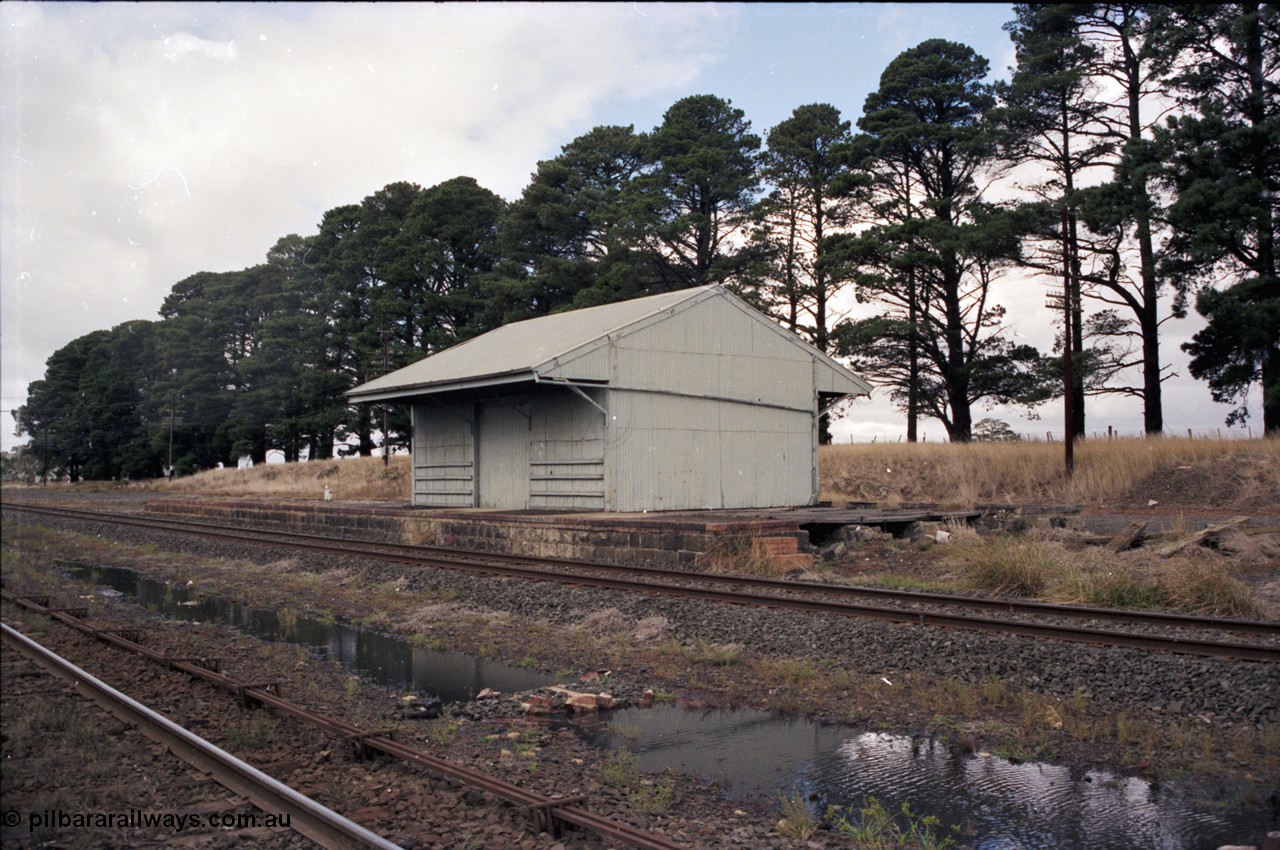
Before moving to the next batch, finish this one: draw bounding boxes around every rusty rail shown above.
[1,591,687,850]
[2,621,403,850]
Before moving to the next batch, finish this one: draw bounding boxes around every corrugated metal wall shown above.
[606,392,811,510]
[603,297,818,511]
[476,399,531,508]
[413,388,607,510]
[412,401,474,507]
[529,387,606,510]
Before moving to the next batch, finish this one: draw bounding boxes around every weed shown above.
[517,656,538,669]
[612,722,642,748]
[830,797,960,848]
[954,535,1053,597]
[1263,723,1280,758]
[427,714,459,745]
[276,606,299,637]
[923,677,979,715]
[866,575,956,593]
[819,436,1280,509]
[343,677,360,699]
[225,712,277,750]
[776,789,818,840]
[979,676,1009,707]
[602,748,641,789]
[698,530,782,577]
[23,613,52,635]
[763,657,817,687]
[683,639,743,666]
[1158,562,1260,618]
[629,773,675,815]
[1076,568,1167,610]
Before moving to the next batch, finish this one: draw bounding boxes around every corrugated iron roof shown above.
[347,285,871,402]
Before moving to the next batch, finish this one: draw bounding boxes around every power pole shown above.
[1060,208,1075,476]
[168,395,176,475]
[381,327,391,467]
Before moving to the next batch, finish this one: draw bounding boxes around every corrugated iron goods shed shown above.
[347,285,871,512]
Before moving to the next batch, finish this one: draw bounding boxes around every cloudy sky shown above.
[0,2,1261,453]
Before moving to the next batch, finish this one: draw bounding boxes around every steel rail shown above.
[7,500,1275,637]
[0,591,687,850]
[1,621,403,850]
[6,501,1278,662]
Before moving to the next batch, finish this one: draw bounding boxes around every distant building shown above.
[347,285,871,512]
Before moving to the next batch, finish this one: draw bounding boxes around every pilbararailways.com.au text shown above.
[11,808,292,831]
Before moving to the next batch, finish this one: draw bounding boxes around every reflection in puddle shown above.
[71,563,1273,849]
[67,563,550,703]
[569,697,1271,848]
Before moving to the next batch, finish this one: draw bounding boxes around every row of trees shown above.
[14,3,1277,482]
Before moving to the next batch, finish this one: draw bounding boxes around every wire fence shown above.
[842,425,1266,444]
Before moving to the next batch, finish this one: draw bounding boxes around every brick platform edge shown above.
[143,499,814,571]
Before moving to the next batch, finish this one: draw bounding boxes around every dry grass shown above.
[696,531,785,576]
[952,535,1056,597]
[108,436,1278,514]
[140,455,412,501]
[947,529,1264,617]
[820,435,1279,510]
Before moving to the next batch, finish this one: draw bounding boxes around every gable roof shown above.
[347,285,871,402]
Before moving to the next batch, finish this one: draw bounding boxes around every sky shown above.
[0,2,1264,454]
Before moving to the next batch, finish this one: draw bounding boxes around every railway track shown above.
[5,500,1278,663]
[1,590,689,850]
[2,620,402,850]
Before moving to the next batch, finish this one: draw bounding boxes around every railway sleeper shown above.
[525,794,588,838]
[235,681,280,707]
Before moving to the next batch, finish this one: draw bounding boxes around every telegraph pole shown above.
[168,395,176,476]
[1060,208,1075,476]
[381,327,390,467]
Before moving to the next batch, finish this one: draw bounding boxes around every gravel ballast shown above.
[3,498,1278,848]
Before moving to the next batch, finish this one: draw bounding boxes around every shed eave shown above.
[346,370,541,403]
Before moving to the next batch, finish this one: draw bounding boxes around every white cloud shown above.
[0,2,730,448]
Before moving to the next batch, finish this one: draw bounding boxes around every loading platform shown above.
[142,498,1078,570]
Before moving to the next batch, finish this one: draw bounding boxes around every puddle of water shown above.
[67,563,550,703]
[572,703,1274,850]
[68,563,1275,849]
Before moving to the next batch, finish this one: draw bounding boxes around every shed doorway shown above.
[476,399,531,509]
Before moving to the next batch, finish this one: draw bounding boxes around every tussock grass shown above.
[952,531,1263,617]
[696,531,784,576]
[953,535,1055,597]
[1159,561,1261,618]
[821,436,1279,509]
